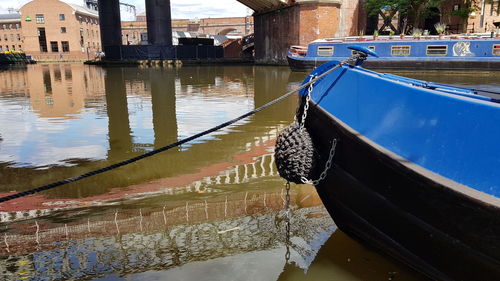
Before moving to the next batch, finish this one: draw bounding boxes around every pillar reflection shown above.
[104,68,133,160]
[148,68,178,148]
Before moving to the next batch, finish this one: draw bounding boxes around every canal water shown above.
[0,63,497,280]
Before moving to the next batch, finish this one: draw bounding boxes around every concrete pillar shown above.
[145,0,173,45]
[98,0,122,47]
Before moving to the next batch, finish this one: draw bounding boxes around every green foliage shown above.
[364,0,444,33]
[451,7,474,19]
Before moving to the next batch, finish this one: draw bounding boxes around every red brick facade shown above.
[20,0,101,60]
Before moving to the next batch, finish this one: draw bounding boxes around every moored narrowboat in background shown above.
[287,35,500,71]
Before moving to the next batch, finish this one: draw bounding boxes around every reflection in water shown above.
[0,184,423,281]
[2,65,494,280]
[105,68,133,160]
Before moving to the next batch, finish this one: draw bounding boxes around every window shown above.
[36,14,45,24]
[317,46,334,56]
[16,34,20,41]
[50,41,58,52]
[10,34,13,41]
[9,24,12,29]
[38,27,47,52]
[3,34,6,41]
[493,44,500,56]
[2,24,5,30]
[15,24,19,29]
[61,27,66,33]
[59,14,65,21]
[80,28,84,47]
[12,45,15,51]
[62,41,70,52]
[426,45,448,56]
[18,45,21,51]
[391,45,411,56]
[5,46,9,51]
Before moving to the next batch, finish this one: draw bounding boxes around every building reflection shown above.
[25,64,105,119]
[0,185,332,281]
[0,64,298,200]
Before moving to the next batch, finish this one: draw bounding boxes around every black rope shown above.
[0,61,346,204]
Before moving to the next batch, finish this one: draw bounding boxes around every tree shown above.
[365,0,444,34]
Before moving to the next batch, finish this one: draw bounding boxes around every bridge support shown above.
[145,0,173,45]
[254,0,345,64]
[98,0,122,60]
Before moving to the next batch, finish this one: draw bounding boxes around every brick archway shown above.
[217,28,237,35]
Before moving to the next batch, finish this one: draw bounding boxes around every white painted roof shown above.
[0,13,20,23]
[66,3,98,18]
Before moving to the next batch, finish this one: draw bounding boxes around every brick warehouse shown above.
[2,0,101,60]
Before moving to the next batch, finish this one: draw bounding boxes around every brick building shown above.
[441,0,500,34]
[19,0,101,60]
[121,15,254,46]
[0,14,22,53]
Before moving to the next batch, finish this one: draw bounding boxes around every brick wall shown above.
[0,20,22,52]
[20,0,101,61]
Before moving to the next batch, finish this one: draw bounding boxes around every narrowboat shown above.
[277,46,500,280]
[287,36,500,71]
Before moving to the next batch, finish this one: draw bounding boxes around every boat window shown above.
[426,45,448,56]
[391,45,411,56]
[493,44,500,56]
[351,46,376,56]
[317,46,334,56]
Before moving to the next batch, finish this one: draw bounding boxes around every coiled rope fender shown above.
[0,60,346,204]
[274,122,316,184]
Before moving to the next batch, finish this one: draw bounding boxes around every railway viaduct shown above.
[98,0,365,64]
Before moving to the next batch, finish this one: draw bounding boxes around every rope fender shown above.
[274,122,316,184]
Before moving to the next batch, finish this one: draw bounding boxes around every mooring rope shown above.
[0,60,348,204]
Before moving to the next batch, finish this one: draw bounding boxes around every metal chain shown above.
[274,181,292,263]
[301,138,338,185]
[299,75,315,129]
[299,75,338,186]
[284,181,291,263]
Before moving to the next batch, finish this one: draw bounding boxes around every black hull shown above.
[306,103,500,281]
[288,56,500,72]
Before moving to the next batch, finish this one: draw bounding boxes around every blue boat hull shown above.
[288,38,500,71]
[288,54,500,71]
[301,62,500,280]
